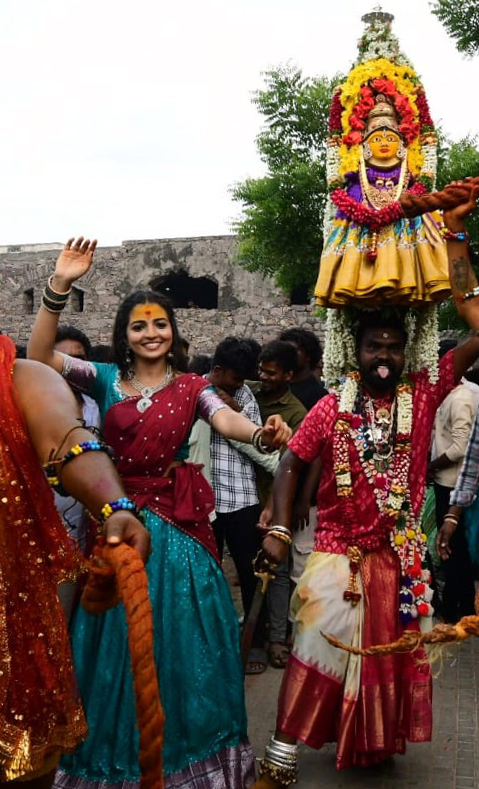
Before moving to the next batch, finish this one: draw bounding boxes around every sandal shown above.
[268,642,290,669]
[245,648,268,675]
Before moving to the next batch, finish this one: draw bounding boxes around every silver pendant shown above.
[137,397,153,413]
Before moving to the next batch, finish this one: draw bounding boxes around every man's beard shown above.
[360,363,402,393]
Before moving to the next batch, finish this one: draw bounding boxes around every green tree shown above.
[432,1,479,57]
[231,65,340,295]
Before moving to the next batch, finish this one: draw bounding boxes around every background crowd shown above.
[20,317,479,672]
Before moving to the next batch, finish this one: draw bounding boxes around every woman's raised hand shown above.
[52,237,98,291]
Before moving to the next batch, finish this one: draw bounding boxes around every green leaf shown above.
[432,1,479,57]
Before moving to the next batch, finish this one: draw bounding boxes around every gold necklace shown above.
[359,147,408,211]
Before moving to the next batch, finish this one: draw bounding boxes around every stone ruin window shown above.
[23,288,34,314]
[151,270,218,309]
[71,286,85,313]
[290,283,310,305]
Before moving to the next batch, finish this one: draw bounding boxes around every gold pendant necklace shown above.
[130,366,173,412]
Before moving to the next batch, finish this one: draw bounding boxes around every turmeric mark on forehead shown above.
[130,304,168,322]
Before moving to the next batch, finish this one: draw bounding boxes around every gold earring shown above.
[363,141,372,160]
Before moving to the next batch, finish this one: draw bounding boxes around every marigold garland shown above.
[325,51,434,184]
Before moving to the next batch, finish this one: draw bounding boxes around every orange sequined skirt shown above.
[0,336,86,780]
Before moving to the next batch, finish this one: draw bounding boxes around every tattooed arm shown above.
[443,182,479,379]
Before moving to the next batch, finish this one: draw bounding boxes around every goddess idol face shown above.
[363,128,402,169]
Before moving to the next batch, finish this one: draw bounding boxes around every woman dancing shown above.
[28,238,291,789]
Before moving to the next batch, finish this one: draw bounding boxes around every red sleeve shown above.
[436,349,457,407]
[288,392,337,463]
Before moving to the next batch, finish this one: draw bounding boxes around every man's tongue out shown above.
[376,365,390,379]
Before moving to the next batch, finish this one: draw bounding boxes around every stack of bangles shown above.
[268,525,293,546]
[42,275,71,313]
[251,427,276,455]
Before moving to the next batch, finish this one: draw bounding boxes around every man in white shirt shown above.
[429,340,479,622]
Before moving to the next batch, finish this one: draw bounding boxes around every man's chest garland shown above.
[332,372,433,623]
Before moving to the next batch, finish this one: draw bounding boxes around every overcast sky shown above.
[0,0,477,246]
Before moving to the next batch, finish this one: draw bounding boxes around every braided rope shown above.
[400,177,479,218]
[81,543,164,789]
[323,589,479,657]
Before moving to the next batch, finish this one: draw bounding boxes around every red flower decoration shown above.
[343,130,363,146]
[349,114,366,131]
[412,582,426,597]
[343,78,421,148]
[371,78,396,96]
[331,187,405,230]
[408,181,428,196]
[394,94,410,113]
[417,602,431,617]
[416,91,434,129]
[328,91,344,134]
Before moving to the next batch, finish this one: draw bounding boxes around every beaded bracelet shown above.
[100,497,143,524]
[45,440,115,496]
[440,227,469,242]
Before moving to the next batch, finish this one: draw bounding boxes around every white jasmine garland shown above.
[355,20,413,67]
[326,143,341,186]
[397,389,413,434]
[420,143,437,187]
[388,493,403,511]
[323,309,358,385]
[410,306,439,383]
[337,472,352,487]
[403,310,417,368]
[338,373,358,413]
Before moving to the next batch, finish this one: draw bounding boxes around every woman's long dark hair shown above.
[112,290,187,376]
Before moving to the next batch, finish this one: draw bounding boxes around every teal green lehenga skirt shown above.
[55,509,254,789]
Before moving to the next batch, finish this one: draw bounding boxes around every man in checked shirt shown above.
[207,336,279,674]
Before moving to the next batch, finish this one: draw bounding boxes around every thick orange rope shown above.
[323,589,479,657]
[399,177,479,218]
[81,543,165,789]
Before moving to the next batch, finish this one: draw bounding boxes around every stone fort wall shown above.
[0,235,324,354]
